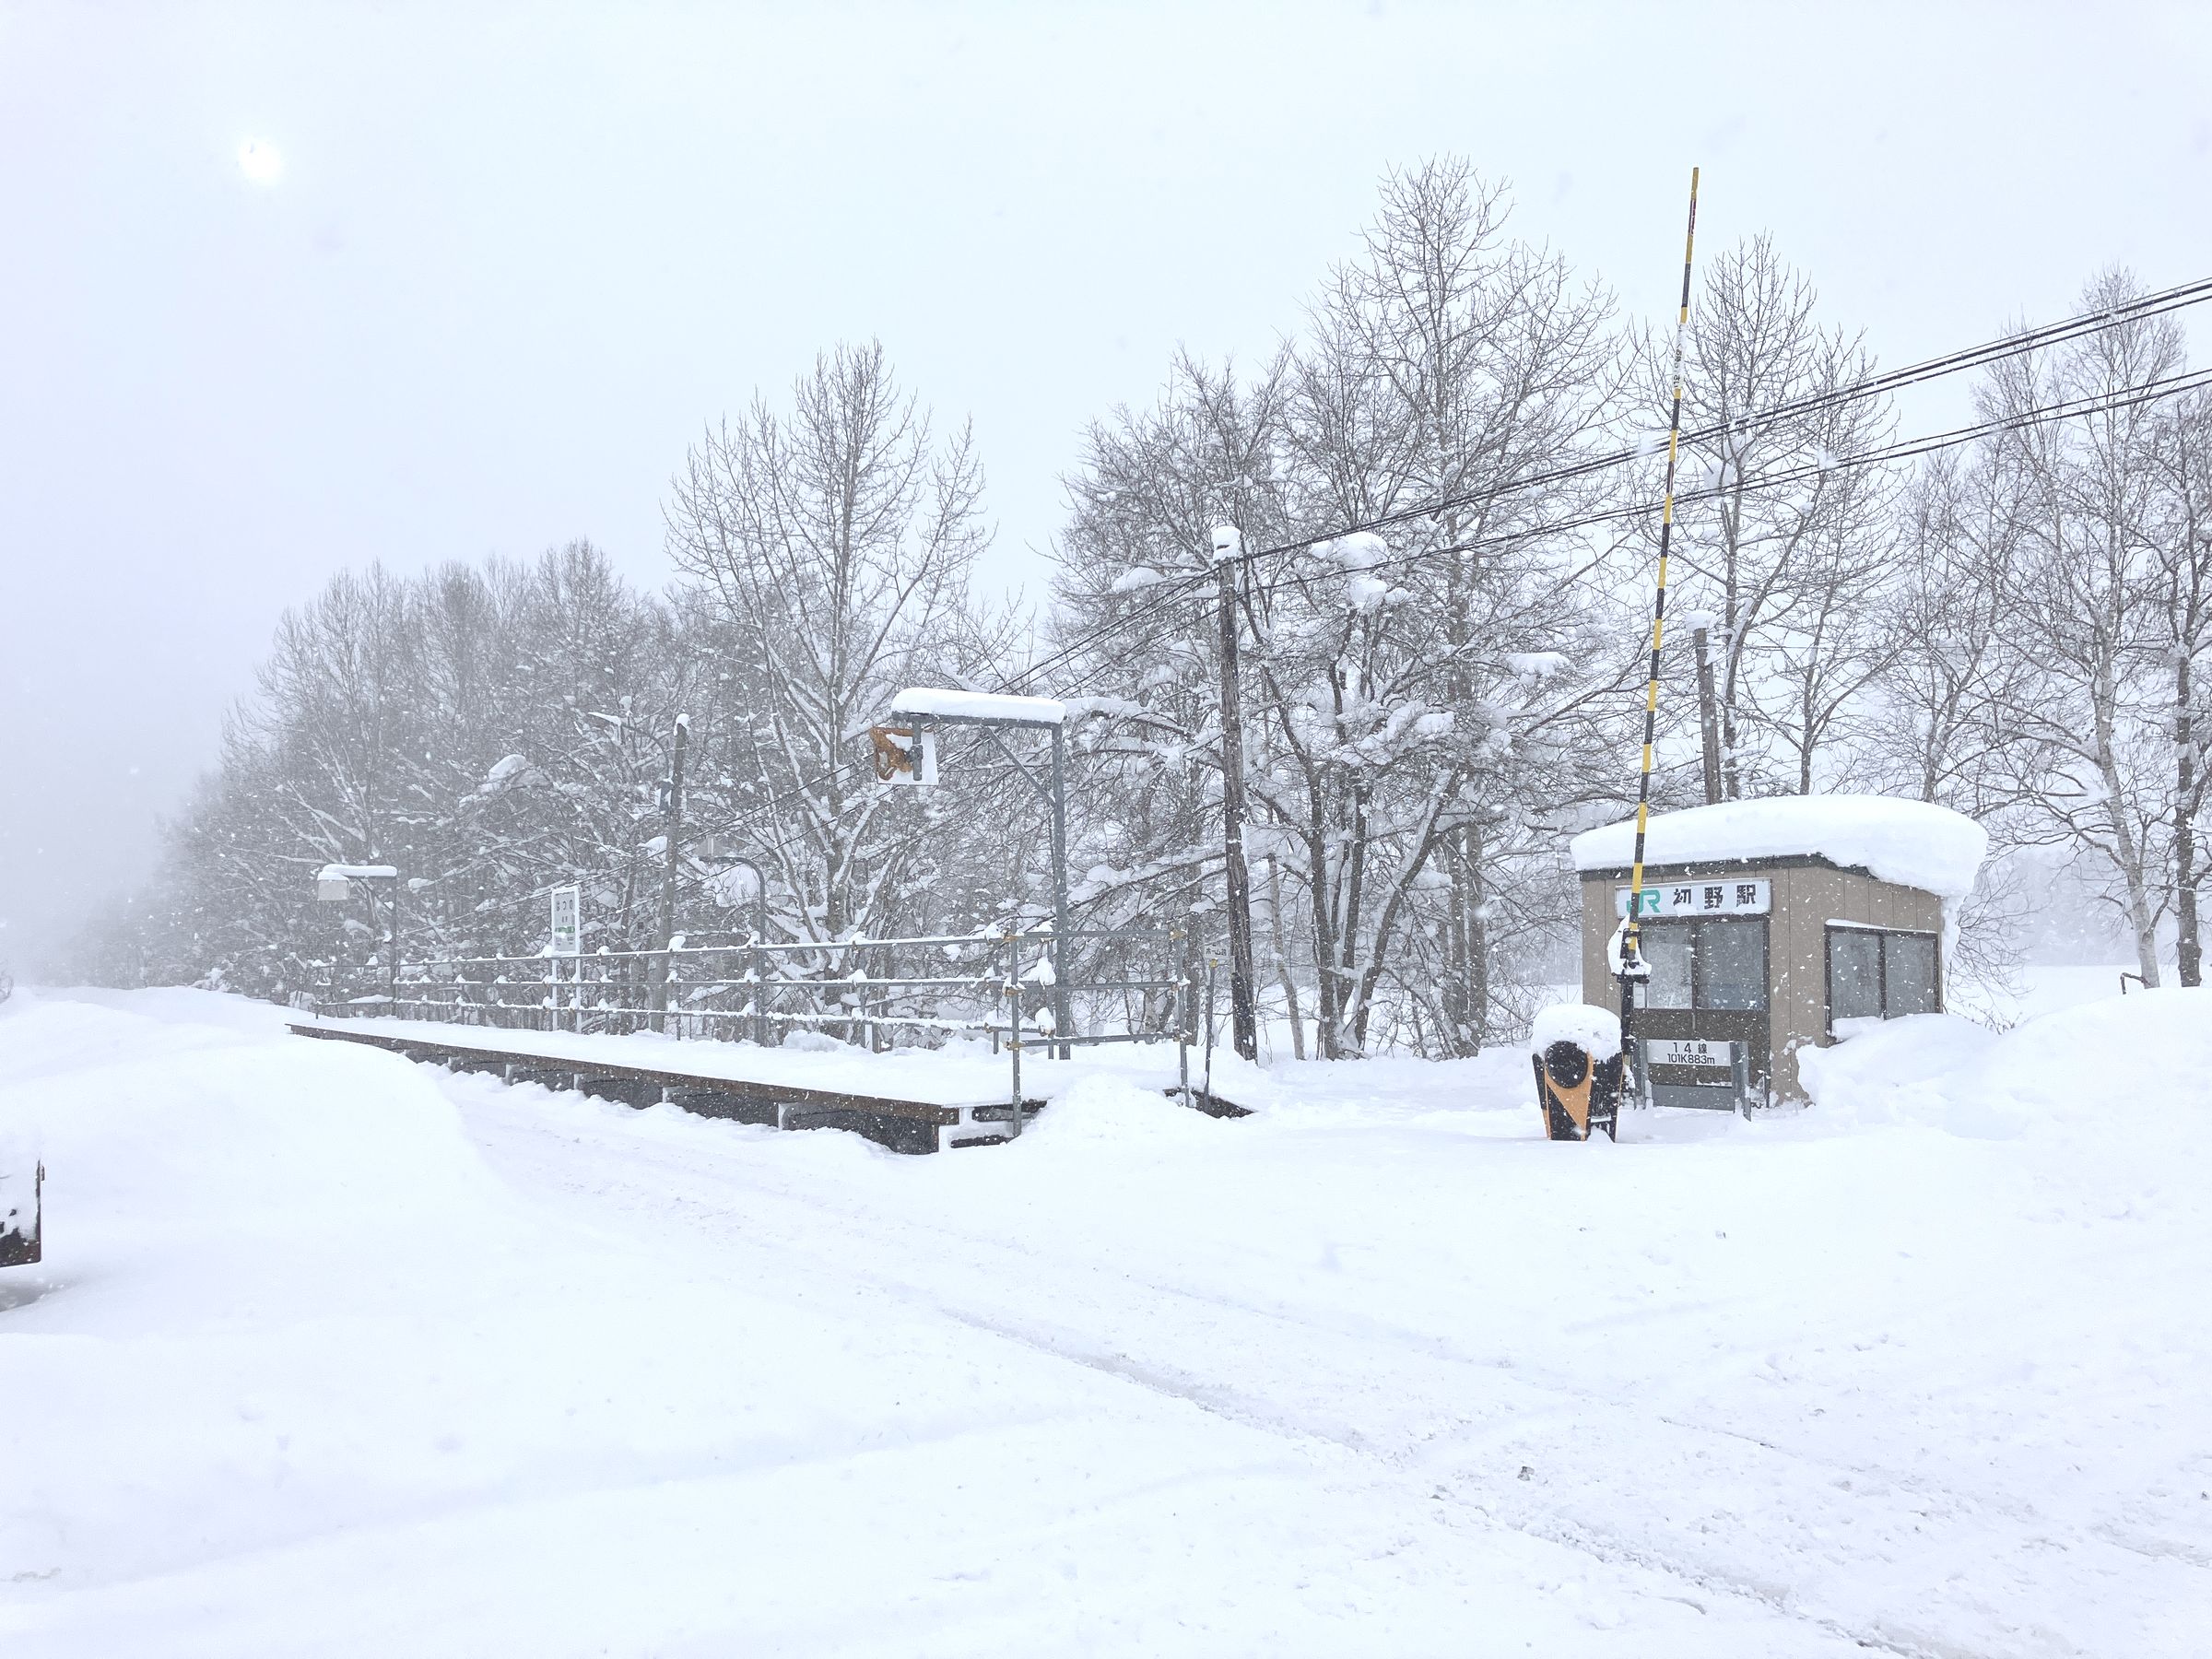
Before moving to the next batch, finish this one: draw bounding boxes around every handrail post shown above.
[1174,926,1191,1108]
[1005,930,1023,1138]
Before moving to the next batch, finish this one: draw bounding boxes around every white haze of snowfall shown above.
[3,982,2208,1656]
[887,688,1070,726]
[1571,794,1991,899]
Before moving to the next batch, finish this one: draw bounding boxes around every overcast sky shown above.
[4,0,2209,967]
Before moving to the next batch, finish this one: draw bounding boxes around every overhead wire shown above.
[686,286,2212,844]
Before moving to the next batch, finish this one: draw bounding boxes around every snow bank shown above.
[1571,794,1988,898]
[888,687,1066,725]
[1797,987,2212,1143]
[7,986,2211,1656]
[1020,1073,1226,1149]
[1528,1002,1621,1060]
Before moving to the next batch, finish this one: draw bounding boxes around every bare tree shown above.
[665,341,994,948]
[1656,237,1898,798]
[1981,270,2185,985]
[2149,387,2212,983]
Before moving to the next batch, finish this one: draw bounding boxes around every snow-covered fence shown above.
[313,926,1196,1061]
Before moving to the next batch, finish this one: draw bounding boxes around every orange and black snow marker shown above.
[1534,1042,1624,1142]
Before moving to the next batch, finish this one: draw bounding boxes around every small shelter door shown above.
[1631,916,1770,1109]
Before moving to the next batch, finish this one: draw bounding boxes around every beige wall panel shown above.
[1580,877,1611,1005]
[1776,865,1844,1099]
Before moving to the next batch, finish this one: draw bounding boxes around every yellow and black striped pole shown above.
[1618,168,1702,1114]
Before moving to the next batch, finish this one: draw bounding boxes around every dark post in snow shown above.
[651,712,688,1033]
[1049,720,1074,1060]
[1694,624,1724,806]
[1211,524,1260,1063]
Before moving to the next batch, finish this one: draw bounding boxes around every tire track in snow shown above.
[454,1086,2188,1659]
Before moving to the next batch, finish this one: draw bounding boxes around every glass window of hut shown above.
[1699,918,1767,1010]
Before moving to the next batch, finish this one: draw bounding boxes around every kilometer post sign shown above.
[549,885,582,956]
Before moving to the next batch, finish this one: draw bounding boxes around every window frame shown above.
[1633,915,1771,1012]
[1824,924,1943,1035]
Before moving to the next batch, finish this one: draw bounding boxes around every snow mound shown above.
[1023,1074,1225,1149]
[1528,1003,1621,1060]
[1797,987,2212,1141]
[1571,794,1988,898]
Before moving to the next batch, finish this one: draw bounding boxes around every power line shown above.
[994,276,2212,695]
[681,294,2212,846]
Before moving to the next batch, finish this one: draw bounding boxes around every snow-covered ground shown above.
[2,982,2206,1655]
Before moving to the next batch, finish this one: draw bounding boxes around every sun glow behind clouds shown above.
[237,140,283,185]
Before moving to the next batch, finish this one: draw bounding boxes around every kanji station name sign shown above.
[549,885,582,956]
[1615,877,1771,918]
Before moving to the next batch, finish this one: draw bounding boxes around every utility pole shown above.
[652,712,689,1032]
[1211,524,1260,1062]
[1694,623,1724,806]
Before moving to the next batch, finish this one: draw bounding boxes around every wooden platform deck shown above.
[288,1021,1041,1154]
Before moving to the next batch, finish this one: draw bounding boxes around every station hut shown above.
[1570,795,1988,1109]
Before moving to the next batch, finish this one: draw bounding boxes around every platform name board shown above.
[549,884,582,956]
[1645,1037,1736,1071]
[1615,877,1770,918]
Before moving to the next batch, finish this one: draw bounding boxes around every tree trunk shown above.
[1215,549,1260,1062]
[2177,651,2201,986]
[1264,856,1306,1061]
[2094,693,2162,987]
[1301,817,1343,1060]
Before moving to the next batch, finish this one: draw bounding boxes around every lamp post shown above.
[713,853,771,1046]
[883,688,1074,1059]
[584,709,692,1032]
[315,863,402,1014]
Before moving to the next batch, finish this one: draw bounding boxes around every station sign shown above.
[1645,1037,1736,1071]
[1616,877,1770,918]
[549,884,582,956]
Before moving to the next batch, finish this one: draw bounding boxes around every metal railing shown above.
[309,925,1206,1134]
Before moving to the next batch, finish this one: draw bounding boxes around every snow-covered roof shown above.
[316,864,400,882]
[1569,795,1987,899]
[889,688,1067,726]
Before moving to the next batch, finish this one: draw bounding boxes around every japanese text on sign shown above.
[1647,1037,1736,1070]
[549,884,582,956]
[1615,877,1770,918]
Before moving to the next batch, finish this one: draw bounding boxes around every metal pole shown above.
[1050,723,1074,1060]
[1175,926,1191,1107]
[1211,525,1260,1062]
[1618,166,1702,1138]
[1201,953,1218,1112]
[651,713,688,1032]
[1005,931,1023,1138]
